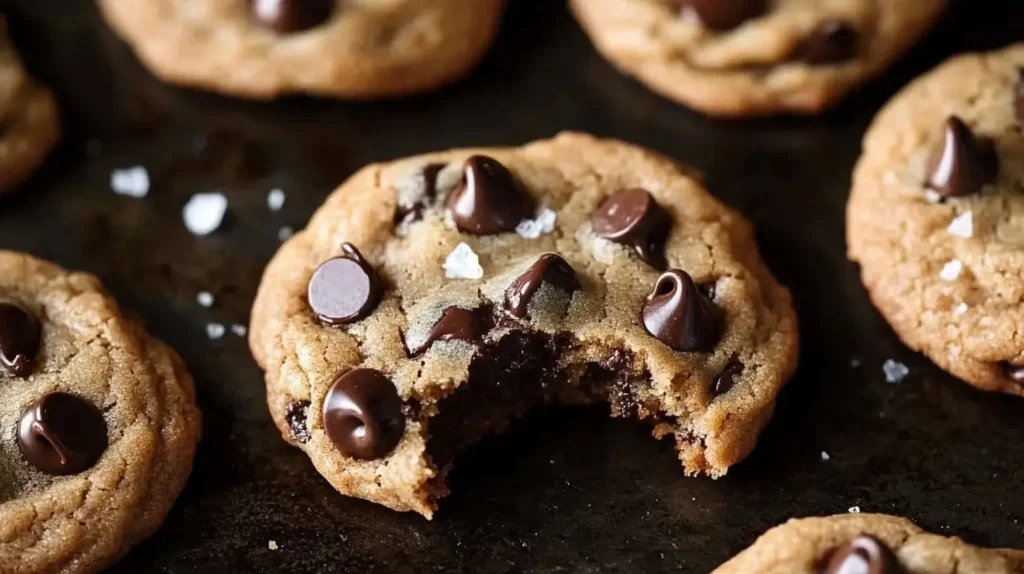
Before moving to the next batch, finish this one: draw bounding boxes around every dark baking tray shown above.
[3,1,1023,572]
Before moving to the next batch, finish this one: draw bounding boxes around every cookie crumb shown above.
[953,302,969,315]
[947,211,974,238]
[268,540,279,551]
[278,226,294,242]
[939,259,963,281]
[515,208,558,239]
[848,506,861,514]
[267,189,286,211]
[444,242,484,279]
[183,193,228,236]
[820,451,831,461]
[882,359,909,383]
[206,323,226,340]
[231,323,247,337]
[111,166,150,198]
[196,291,215,308]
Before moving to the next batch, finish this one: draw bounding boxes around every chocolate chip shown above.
[797,20,858,64]
[285,400,311,443]
[445,155,535,235]
[410,306,490,356]
[251,0,333,33]
[678,0,766,31]
[0,302,40,377]
[18,392,108,475]
[713,360,744,395]
[394,163,445,226]
[322,368,405,459]
[504,254,581,318]
[1003,362,1024,384]
[591,188,671,269]
[307,243,382,326]
[1015,69,1024,128]
[642,270,721,352]
[926,116,999,198]
[823,536,903,574]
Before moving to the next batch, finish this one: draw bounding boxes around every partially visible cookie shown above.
[713,514,1024,573]
[0,20,59,195]
[570,0,946,117]
[97,0,506,100]
[249,132,798,517]
[0,251,201,573]
[847,44,1024,396]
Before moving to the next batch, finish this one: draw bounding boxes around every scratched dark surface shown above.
[2,1,1023,572]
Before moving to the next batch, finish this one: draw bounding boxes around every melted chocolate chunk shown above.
[307,243,382,326]
[504,254,581,318]
[582,349,660,420]
[322,368,404,459]
[1002,361,1024,384]
[285,400,312,443]
[591,188,671,269]
[926,116,999,198]
[394,163,445,226]
[18,392,109,475]
[409,306,491,356]
[798,20,858,65]
[445,156,535,235]
[252,0,334,33]
[678,0,766,31]
[713,360,744,395]
[642,270,721,352]
[0,302,41,377]
[823,536,903,574]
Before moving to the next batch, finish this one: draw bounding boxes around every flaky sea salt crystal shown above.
[882,359,909,383]
[516,208,558,239]
[111,166,150,198]
[444,242,484,279]
[848,506,861,514]
[947,211,974,238]
[267,189,285,211]
[821,451,831,461]
[924,189,943,204]
[954,302,969,315]
[196,291,215,308]
[939,259,963,281]
[206,323,225,340]
[183,193,228,236]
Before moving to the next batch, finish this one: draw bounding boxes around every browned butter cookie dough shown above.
[713,514,1024,573]
[0,252,201,573]
[847,44,1024,397]
[96,0,506,100]
[569,0,947,117]
[249,132,798,517]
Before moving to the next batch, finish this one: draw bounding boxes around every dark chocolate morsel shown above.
[591,188,671,269]
[410,306,489,356]
[18,392,108,475]
[642,269,721,352]
[798,20,858,65]
[394,163,445,226]
[678,0,766,31]
[285,400,312,443]
[0,302,41,377]
[1015,69,1024,128]
[504,254,581,318]
[823,536,903,574]
[926,116,999,198]
[1003,362,1024,384]
[713,360,744,395]
[307,243,382,326]
[445,155,535,235]
[252,0,334,33]
[322,368,405,459]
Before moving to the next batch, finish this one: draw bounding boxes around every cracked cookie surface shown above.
[713,514,1024,573]
[847,44,1024,396]
[0,251,201,574]
[249,132,798,517]
[97,0,506,100]
[569,0,946,117]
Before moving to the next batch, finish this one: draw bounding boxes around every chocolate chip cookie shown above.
[569,0,947,117]
[97,0,506,100]
[0,251,201,573]
[249,132,798,517]
[0,19,59,195]
[713,514,1024,573]
[847,44,1024,396]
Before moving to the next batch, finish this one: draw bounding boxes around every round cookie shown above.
[0,252,201,573]
[249,132,798,517]
[713,514,1024,573]
[847,44,1024,396]
[0,20,59,195]
[569,0,947,117]
[96,0,506,100]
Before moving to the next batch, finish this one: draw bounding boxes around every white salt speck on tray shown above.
[196,291,215,308]
[268,540,279,551]
[444,242,484,280]
[821,451,831,461]
[848,506,861,514]
[231,323,247,337]
[939,259,963,281]
[515,208,558,239]
[183,193,228,236]
[882,359,909,384]
[278,226,294,242]
[111,166,150,198]
[206,323,226,340]
[947,211,974,238]
[267,189,286,211]
[850,358,862,368]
